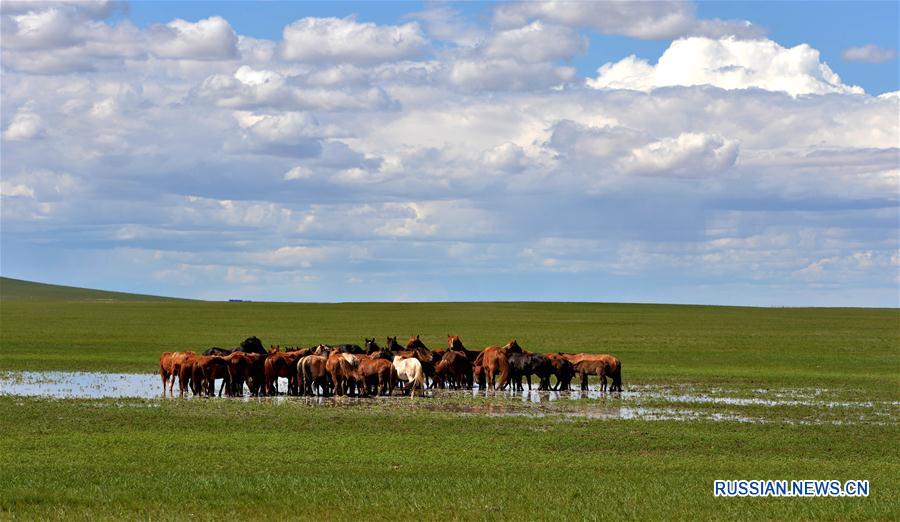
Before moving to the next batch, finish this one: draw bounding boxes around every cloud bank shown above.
[1,1,897,305]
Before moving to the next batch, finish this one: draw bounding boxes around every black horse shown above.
[202,336,267,356]
[507,352,554,391]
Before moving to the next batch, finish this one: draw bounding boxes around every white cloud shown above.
[482,143,527,172]
[3,104,44,140]
[588,37,864,96]
[449,58,575,91]
[284,166,314,180]
[484,21,586,63]
[841,44,897,64]
[0,182,35,198]
[1,4,897,305]
[622,133,739,177]
[147,16,238,60]
[194,65,394,111]
[493,1,763,40]
[281,17,428,64]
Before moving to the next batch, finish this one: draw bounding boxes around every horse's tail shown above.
[497,355,510,390]
[297,359,307,394]
[159,353,171,385]
[610,359,622,391]
[413,363,425,397]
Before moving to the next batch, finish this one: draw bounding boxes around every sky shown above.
[1,1,898,306]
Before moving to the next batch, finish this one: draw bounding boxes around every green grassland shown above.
[1,277,897,395]
[0,397,897,520]
[0,277,898,519]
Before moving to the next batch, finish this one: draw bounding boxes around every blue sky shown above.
[1,1,898,305]
[121,1,899,94]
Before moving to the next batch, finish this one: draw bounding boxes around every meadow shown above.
[0,276,898,519]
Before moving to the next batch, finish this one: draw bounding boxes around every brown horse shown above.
[264,347,303,395]
[353,356,396,396]
[474,346,508,390]
[178,353,201,396]
[437,350,473,389]
[194,355,231,397]
[545,353,575,391]
[298,354,330,396]
[326,351,358,396]
[446,335,481,363]
[161,351,197,394]
[159,352,174,394]
[224,351,267,396]
[564,353,623,392]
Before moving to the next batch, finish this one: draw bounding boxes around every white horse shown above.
[392,356,425,397]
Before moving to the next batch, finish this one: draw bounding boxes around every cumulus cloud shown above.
[281,16,428,64]
[1,4,897,305]
[841,44,897,63]
[3,104,44,140]
[449,58,575,91]
[621,133,739,177]
[284,166,314,180]
[493,1,763,40]
[194,65,395,111]
[147,16,238,60]
[484,21,586,63]
[588,37,864,96]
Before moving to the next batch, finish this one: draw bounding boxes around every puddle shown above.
[0,371,895,426]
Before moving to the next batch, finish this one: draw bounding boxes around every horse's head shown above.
[386,336,401,351]
[447,335,464,351]
[365,338,380,354]
[267,345,279,355]
[503,339,523,353]
[405,335,427,350]
[241,336,265,354]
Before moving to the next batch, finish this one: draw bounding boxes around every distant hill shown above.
[0,277,184,302]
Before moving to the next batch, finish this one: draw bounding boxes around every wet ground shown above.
[1,370,896,425]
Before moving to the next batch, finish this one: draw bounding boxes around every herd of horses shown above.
[158,335,623,398]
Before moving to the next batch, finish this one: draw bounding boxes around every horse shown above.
[298,354,330,396]
[236,336,267,354]
[223,351,266,396]
[194,355,231,397]
[545,353,574,391]
[364,338,381,354]
[178,353,201,396]
[473,342,515,390]
[201,336,267,357]
[392,356,425,397]
[203,347,233,356]
[326,351,358,396]
[159,352,175,394]
[507,351,553,391]
[163,351,197,395]
[447,335,481,363]
[437,350,473,390]
[563,353,623,392]
[335,344,364,354]
[353,356,396,396]
[264,347,303,395]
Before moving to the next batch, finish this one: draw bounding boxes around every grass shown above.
[1,278,898,395]
[0,278,898,519]
[0,397,897,520]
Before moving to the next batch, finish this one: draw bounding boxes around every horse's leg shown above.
[526,374,532,391]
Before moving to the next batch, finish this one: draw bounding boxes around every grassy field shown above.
[1,276,898,394]
[0,277,898,519]
[0,397,897,520]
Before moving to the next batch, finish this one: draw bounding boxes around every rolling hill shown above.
[0,277,182,302]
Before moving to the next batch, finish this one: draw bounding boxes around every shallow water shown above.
[0,371,894,425]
